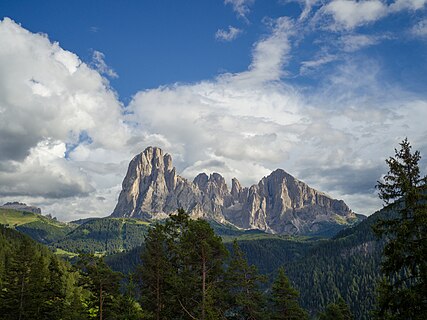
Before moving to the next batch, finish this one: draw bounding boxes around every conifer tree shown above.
[318,297,353,320]
[139,209,227,320]
[270,267,308,320]
[177,216,228,320]
[374,138,427,319]
[139,223,174,320]
[78,254,123,320]
[224,239,266,320]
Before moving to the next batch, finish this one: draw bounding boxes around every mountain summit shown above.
[111,147,361,236]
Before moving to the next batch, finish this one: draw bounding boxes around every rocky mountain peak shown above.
[1,202,42,214]
[112,147,362,236]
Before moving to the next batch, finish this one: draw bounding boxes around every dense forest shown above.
[0,212,352,320]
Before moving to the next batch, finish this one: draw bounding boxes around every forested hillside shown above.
[0,201,399,319]
[52,218,150,254]
[0,208,75,244]
[0,225,142,319]
[105,206,392,319]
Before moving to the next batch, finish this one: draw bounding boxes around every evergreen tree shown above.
[138,209,227,320]
[179,218,228,320]
[373,138,427,319]
[77,254,124,320]
[318,297,353,320]
[224,240,266,320]
[139,223,174,320]
[270,267,308,320]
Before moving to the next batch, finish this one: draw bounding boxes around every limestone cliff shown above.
[111,147,361,235]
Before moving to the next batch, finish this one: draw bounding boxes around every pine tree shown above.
[270,267,308,320]
[224,240,266,320]
[374,138,427,319]
[77,254,123,320]
[318,297,353,320]
[178,217,228,320]
[139,223,174,320]
[138,209,227,320]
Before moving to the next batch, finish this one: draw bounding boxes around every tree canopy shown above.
[374,138,427,319]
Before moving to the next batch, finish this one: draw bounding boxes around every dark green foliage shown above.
[138,209,228,320]
[77,254,143,320]
[224,240,267,320]
[105,211,389,320]
[318,297,353,320]
[373,138,427,319]
[0,226,90,320]
[287,210,385,320]
[54,218,149,254]
[270,267,308,320]
[16,220,74,244]
[138,222,173,319]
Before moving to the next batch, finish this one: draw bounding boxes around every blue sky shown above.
[0,0,426,220]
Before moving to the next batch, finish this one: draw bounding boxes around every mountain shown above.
[111,146,363,236]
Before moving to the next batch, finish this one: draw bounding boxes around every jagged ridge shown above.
[111,147,361,236]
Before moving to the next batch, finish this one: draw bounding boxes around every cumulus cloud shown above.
[127,30,427,215]
[1,10,427,221]
[0,139,93,198]
[0,18,132,218]
[215,26,242,41]
[323,0,387,30]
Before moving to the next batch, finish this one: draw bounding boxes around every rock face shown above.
[1,202,42,214]
[111,147,360,235]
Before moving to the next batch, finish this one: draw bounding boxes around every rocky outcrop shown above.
[111,147,361,235]
[1,202,42,214]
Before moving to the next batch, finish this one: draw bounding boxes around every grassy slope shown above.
[0,208,75,244]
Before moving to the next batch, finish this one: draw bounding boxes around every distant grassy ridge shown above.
[0,208,75,244]
[0,208,41,226]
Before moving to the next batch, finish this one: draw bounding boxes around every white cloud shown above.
[91,50,118,78]
[340,34,381,52]
[0,139,94,199]
[127,38,427,216]
[215,26,242,41]
[300,53,337,74]
[323,0,387,30]
[1,13,427,221]
[0,18,132,218]
[321,0,427,30]
[224,0,255,20]
[390,0,427,11]
[230,17,294,84]
[412,19,427,37]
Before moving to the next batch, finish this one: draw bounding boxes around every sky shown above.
[0,0,426,221]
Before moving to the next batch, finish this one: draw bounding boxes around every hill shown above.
[0,208,75,244]
[52,217,150,255]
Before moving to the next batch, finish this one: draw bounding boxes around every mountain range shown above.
[111,146,364,236]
